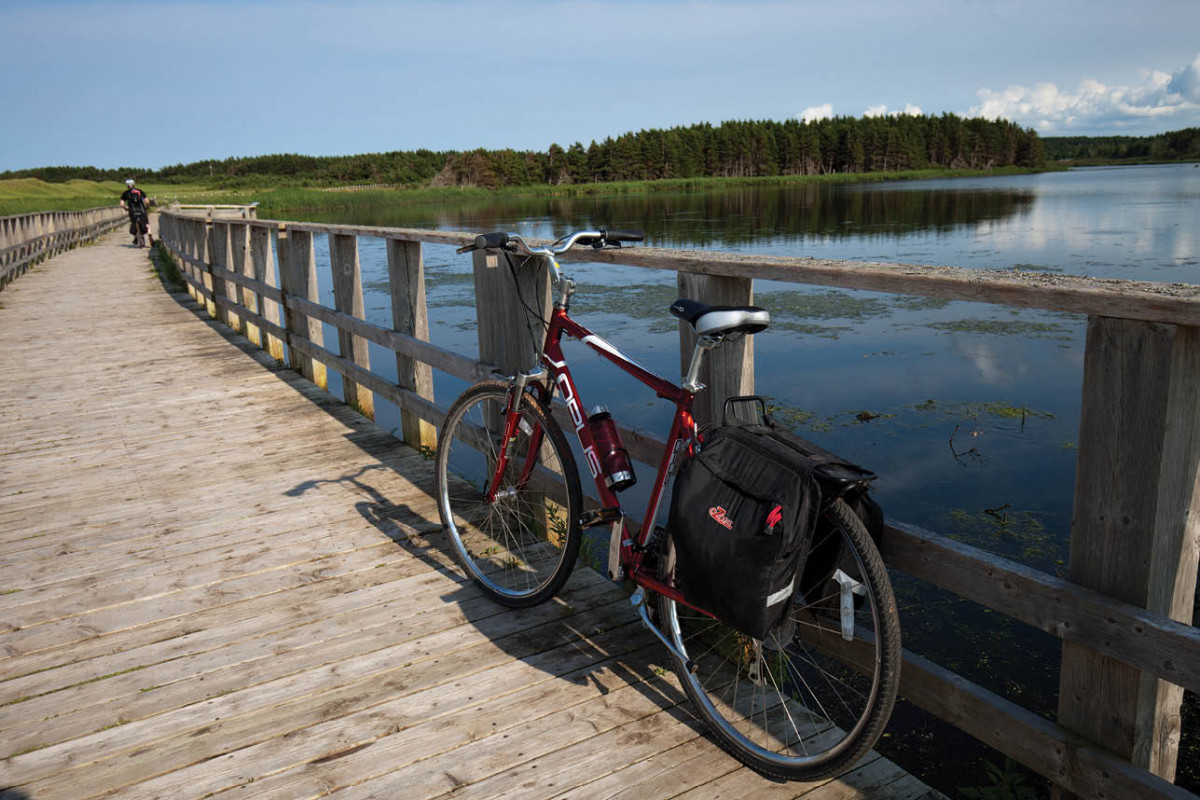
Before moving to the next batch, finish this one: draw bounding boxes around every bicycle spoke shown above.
[657,496,900,779]
[436,384,580,605]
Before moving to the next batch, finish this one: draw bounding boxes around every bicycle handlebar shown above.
[473,232,510,251]
[455,228,644,256]
[602,229,644,243]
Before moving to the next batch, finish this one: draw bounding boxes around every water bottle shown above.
[587,406,636,491]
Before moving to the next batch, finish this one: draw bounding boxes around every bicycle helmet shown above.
[125,179,135,186]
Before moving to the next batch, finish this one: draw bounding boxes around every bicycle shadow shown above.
[281,455,697,733]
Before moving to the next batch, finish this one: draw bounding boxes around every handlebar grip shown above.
[474,232,510,250]
[602,229,644,243]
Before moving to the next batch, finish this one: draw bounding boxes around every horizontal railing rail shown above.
[172,203,258,219]
[0,206,127,291]
[158,209,1200,800]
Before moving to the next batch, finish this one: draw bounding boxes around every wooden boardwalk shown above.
[0,229,936,800]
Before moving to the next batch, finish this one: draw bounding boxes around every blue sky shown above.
[3,0,1200,170]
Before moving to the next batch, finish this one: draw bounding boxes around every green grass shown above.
[150,240,185,292]
[0,177,245,215]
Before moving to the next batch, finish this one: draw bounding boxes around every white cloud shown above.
[971,53,1200,132]
[1168,54,1200,103]
[799,103,833,123]
[864,103,923,118]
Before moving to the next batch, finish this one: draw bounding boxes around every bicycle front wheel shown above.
[436,381,582,607]
[657,496,901,781]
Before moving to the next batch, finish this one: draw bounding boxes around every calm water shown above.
[275,164,1200,794]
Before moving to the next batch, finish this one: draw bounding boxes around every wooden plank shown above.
[286,336,451,430]
[210,292,289,342]
[0,568,467,749]
[328,232,374,418]
[0,546,436,685]
[1138,323,1200,773]
[10,598,633,795]
[560,737,740,800]
[67,621,656,800]
[285,294,494,384]
[676,271,755,428]
[1058,317,1200,784]
[881,521,1200,695]
[896,648,1197,800]
[386,237,437,450]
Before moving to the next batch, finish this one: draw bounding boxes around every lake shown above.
[270,163,1200,794]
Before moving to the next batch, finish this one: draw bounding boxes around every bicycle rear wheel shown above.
[436,381,582,607]
[656,496,901,781]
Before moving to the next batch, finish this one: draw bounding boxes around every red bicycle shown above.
[435,230,900,781]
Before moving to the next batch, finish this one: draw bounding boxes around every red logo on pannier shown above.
[708,506,734,530]
[766,504,783,531]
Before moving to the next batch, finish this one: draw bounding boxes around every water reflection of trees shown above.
[281,184,1036,248]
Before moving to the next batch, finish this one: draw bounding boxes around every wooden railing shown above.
[171,203,259,219]
[0,206,126,291]
[158,210,1200,800]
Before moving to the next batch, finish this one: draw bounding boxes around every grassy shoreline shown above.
[2,167,1054,216]
[254,167,1055,212]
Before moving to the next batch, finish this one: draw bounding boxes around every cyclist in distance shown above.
[120,178,151,247]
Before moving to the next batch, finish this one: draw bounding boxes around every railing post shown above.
[1055,316,1200,794]
[228,222,259,346]
[210,221,238,330]
[250,226,285,360]
[472,247,550,376]
[676,271,756,428]
[0,218,10,285]
[277,228,326,388]
[386,238,436,451]
[198,219,216,318]
[328,232,373,419]
[173,215,195,302]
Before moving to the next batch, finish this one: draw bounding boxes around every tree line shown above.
[2,114,1044,189]
[1042,127,1200,163]
[439,115,1043,188]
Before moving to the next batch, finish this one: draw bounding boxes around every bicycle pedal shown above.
[578,507,622,528]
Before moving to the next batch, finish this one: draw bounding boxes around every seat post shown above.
[682,334,722,393]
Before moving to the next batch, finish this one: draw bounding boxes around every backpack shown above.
[667,396,879,640]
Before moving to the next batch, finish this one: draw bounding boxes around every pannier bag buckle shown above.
[833,569,866,641]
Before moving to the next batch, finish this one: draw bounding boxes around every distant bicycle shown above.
[120,178,151,248]
[435,228,901,781]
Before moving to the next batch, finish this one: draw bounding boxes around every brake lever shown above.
[455,244,476,255]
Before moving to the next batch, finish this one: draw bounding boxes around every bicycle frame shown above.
[488,300,702,608]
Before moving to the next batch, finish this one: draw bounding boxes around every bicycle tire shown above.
[656,496,901,781]
[436,381,582,607]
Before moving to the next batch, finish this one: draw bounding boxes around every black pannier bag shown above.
[667,397,880,640]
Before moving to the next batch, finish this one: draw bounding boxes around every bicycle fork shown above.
[483,367,547,503]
